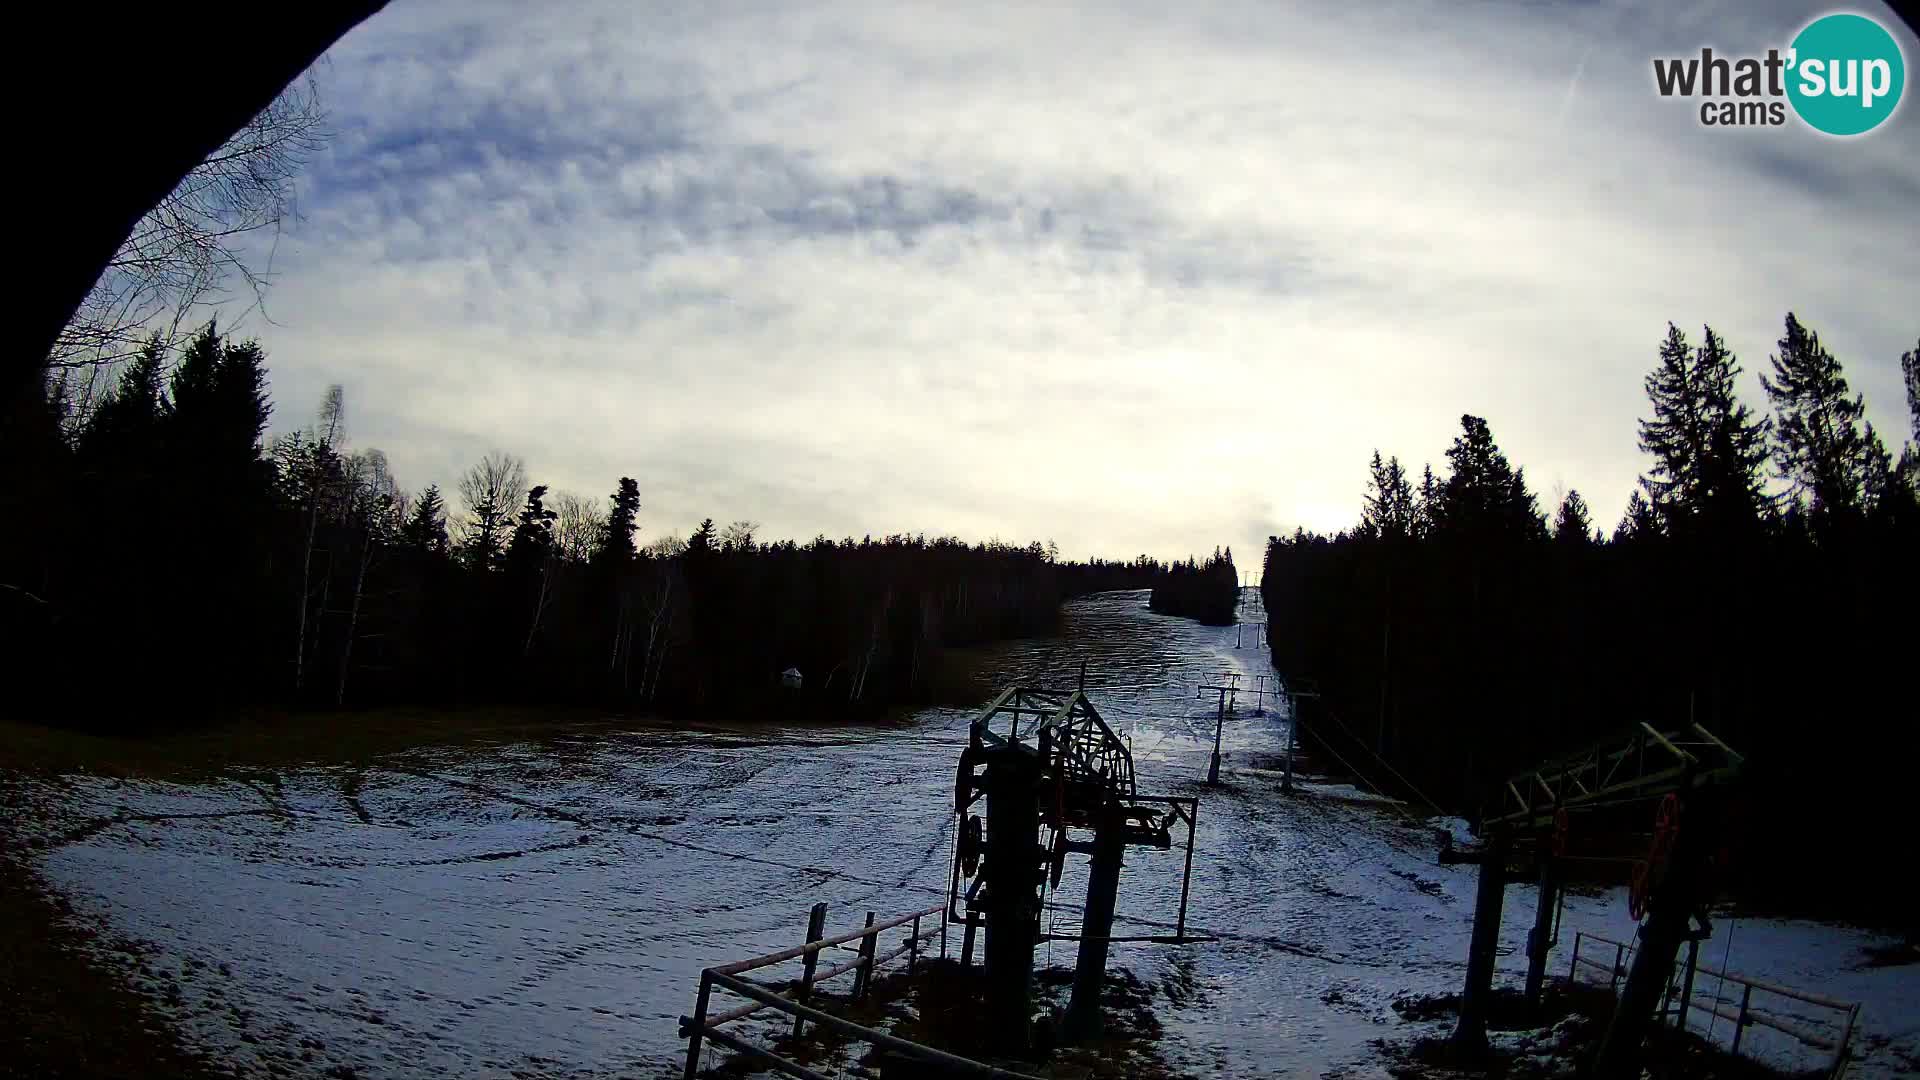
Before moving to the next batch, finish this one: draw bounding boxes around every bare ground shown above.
[0,851,225,1080]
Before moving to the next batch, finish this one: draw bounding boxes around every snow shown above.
[8,591,1916,1078]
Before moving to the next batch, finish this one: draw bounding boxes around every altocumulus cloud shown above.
[251,0,1920,564]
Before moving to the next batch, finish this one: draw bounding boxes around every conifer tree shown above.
[1638,323,1770,535]
[1899,341,1919,488]
[1761,314,1871,522]
[1433,415,1544,541]
[81,335,167,460]
[401,484,450,555]
[596,478,641,565]
[1553,489,1594,546]
[687,518,717,556]
[1613,489,1661,543]
[166,322,222,422]
[507,485,558,570]
[1414,464,1440,539]
[1359,451,1416,541]
[212,339,272,464]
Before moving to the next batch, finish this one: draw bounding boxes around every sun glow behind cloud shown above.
[253,0,1920,565]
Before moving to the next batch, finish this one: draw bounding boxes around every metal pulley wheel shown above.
[1630,794,1683,921]
[959,813,983,878]
[954,745,981,815]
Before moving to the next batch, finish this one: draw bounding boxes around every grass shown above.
[0,702,849,781]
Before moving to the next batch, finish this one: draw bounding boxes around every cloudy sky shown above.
[249,0,1919,568]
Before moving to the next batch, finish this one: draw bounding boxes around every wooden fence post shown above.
[1611,942,1625,993]
[792,902,828,1040]
[1731,984,1754,1055]
[682,970,713,1080]
[1830,1004,1859,1078]
[854,911,878,1000]
[1675,938,1699,1032]
[909,915,921,974]
[1568,933,1582,985]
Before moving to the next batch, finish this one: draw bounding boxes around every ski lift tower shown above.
[1438,722,1744,1076]
[949,683,1202,1050]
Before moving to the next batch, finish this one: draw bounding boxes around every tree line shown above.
[1148,548,1241,625]
[1260,314,1918,924]
[3,326,1177,726]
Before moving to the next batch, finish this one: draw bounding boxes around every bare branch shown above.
[47,74,329,372]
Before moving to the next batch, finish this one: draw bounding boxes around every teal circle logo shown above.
[1787,13,1905,135]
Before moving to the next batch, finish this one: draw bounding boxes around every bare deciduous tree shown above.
[458,451,528,572]
[552,491,605,564]
[292,384,346,695]
[50,77,329,373]
[643,534,688,558]
[719,520,760,552]
[335,449,399,704]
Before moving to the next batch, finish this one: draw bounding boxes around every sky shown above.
[245,0,1920,569]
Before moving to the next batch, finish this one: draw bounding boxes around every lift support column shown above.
[1523,854,1559,1010]
[1447,831,1510,1057]
[980,743,1042,1053]
[1064,806,1126,1040]
[1594,790,1716,1078]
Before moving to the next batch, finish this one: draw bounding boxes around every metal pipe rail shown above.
[696,921,942,1031]
[1566,931,1860,1078]
[697,969,1047,1080]
[683,906,942,1036]
[682,902,1036,1080]
[711,903,942,977]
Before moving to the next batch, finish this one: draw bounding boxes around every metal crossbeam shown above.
[976,687,1139,799]
[1485,722,1744,832]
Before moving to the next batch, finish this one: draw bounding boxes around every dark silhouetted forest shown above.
[3,326,1178,727]
[1261,315,1919,926]
[1148,549,1241,625]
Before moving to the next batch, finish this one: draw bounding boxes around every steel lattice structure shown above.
[1483,722,1745,834]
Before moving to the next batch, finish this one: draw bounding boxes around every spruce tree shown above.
[1613,489,1661,543]
[166,322,222,421]
[1553,489,1594,546]
[1433,415,1544,541]
[1359,451,1416,541]
[82,335,167,459]
[597,478,640,565]
[1858,423,1904,518]
[1900,341,1919,489]
[1414,464,1440,539]
[506,485,558,570]
[401,484,450,555]
[687,518,717,556]
[1902,340,1919,442]
[1760,314,1870,521]
[212,339,272,478]
[1638,323,1771,535]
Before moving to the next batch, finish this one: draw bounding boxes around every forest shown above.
[1,326,1177,727]
[1148,548,1241,625]
[1260,314,1919,925]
